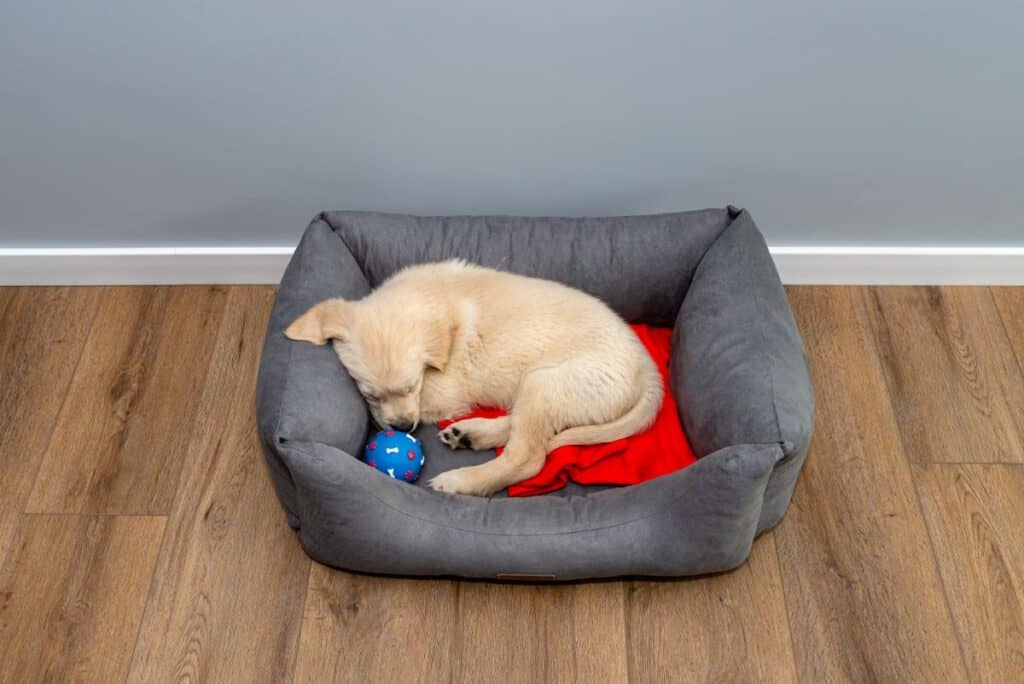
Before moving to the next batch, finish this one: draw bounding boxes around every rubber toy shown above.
[364,430,424,482]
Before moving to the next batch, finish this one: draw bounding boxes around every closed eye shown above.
[383,382,418,396]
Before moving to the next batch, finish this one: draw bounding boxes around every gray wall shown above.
[2,1,1022,248]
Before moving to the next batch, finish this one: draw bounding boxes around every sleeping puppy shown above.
[285,260,663,496]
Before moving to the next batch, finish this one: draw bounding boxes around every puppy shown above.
[285,260,663,496]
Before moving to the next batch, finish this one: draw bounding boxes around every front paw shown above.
[427,469,471,495]
[427,468,492,496]
[438,424,472,450]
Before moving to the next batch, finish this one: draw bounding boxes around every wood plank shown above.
[0,514,165,683]
[0,287,103,564]
[627,533,796,683]
[0,287,14,321]
[452,581,628,683]
[864,286,1024,463]
[127,286,311,683]
[991,287,1024,376]
[454,583,572,683]
[572,582,630,683]
[912,464,1024,681]
[2,519,21,574]
[777,286,968,681]
[294,568,458,683]
[27,285,229,514]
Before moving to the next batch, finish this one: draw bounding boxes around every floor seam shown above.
[622,581,633,684]
[22,511,169,518]
[988,287,1024,378]
[771,530,802,680]
[987,286,1024,456]
[286,560,315,683]
[904,461,1024,466]
[905,465,973,675]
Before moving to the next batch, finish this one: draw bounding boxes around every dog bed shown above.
[256,207,814,580]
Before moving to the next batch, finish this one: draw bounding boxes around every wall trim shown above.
[769,246,1024,285]
[0,247,294,286]
[1,245,1023,286]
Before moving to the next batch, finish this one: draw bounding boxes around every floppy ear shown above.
[424,319,456,372]
[284,299,351,345]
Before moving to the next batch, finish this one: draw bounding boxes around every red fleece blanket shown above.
[438,324,697,496]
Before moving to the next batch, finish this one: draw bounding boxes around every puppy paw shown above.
[438,424,473,450]
[427,468,477,495]
[437,417,510,451]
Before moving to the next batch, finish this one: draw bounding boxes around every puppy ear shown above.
[284,299,351,345]
[424,319,456,372]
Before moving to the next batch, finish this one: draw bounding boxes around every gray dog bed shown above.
[256,207,813,580]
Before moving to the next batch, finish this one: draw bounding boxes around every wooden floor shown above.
[1,285,1022,682]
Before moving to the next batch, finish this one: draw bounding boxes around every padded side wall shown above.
[281,440,782,580]
[324,209,731,326]
[255,217,371,527]
[670,211,814,530]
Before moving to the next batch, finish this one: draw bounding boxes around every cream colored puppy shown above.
[285,260,663,497]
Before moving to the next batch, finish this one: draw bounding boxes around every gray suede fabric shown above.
[255,208,814,580]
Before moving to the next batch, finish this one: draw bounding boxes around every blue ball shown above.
[364,430,424,482]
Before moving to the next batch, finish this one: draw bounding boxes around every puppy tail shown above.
[547,360,664,451]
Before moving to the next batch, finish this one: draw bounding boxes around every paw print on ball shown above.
[363,430,424,483]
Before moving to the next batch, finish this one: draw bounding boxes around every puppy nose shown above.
[393,420,413,433]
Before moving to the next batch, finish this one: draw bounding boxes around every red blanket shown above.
[438,324,697,496]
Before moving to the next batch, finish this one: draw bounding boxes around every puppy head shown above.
[285,298,454,431]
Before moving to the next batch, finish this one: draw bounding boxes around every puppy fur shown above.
[285,260,663,496]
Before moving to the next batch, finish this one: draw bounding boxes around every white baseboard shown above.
[0,247,294,286]
[1,245,1022,286]
[770,246,1024,285]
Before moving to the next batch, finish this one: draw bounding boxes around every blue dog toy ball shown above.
[364,430,424,482]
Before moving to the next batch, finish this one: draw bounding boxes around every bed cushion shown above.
[255,207,814,579]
